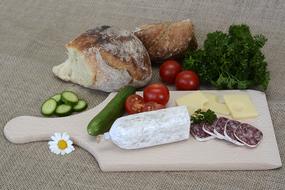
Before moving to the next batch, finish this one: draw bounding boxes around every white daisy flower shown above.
[48,132,75,155]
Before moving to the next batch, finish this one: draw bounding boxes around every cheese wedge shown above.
[223,94,258,119]
[175,91,208,114]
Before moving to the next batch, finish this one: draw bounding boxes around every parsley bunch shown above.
[191,109,217,124]
[183,24,270,90]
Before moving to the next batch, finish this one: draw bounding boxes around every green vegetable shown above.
[191,109,217,124]
[183,24,270,90]
[55,104,73,117]
[41,99,57,116]
[87,86,136,136]
[41,91,87,117]
[73,99,88,112]
[61,91,79,106]
[51,94,62,104]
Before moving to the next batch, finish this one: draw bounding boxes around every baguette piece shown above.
[134,19,197,62]
[53,26,152,92]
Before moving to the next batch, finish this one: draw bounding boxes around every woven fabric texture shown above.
[0,0,284,189]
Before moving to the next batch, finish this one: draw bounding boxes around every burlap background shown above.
[0,0,284,189]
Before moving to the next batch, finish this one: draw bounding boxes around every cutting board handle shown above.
[3,116,70,144]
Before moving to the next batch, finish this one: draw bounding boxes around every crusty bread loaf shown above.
[134,19,198,62]
[53,26,152,92]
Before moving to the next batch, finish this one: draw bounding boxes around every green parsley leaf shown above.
[183,24,270,90]
[191,109,217,125]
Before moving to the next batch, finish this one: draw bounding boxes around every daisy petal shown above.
[50,145,58,149]
[55,149,61,154]
[67,140,73,145]
[51,135,57,141]
[62,132,70,140]
[49,147,57,153]
[54,133,61,139]
[48,141,56,146]
[51,149,57,154]
[68,149,74,153]
[65,149,72,154]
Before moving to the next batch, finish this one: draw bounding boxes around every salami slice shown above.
[190,123,215,141]
[224,120,244,146]
[234,123,263,148]
[213,117,229,139]
[202,119,219,137]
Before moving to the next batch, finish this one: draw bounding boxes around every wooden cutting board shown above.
[4,90,282,171]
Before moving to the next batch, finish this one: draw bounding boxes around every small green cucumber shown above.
[87,86,136,136]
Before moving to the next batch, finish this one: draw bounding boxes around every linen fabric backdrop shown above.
[0,0,284,189]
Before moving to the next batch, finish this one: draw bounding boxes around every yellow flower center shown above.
[57,140,68,150]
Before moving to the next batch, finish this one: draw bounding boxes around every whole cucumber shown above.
[87,86,136,136]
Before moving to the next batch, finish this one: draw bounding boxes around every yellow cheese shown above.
[223,94,258,119]
[175,91,208,114]
[203,93,230,115]
[204,93,219,102]
[204,102,230,115]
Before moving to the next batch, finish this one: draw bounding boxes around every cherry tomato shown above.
[142,102,165,112]
[159,60,182,84]
[143,83,170,105]
[125,94,144,114]
[175,70,200,90]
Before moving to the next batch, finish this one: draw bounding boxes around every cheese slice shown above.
[203,93,230,115]
[223,94,258,119]
[175,91,208,114]
[205,102,230,115]
[204,93,219,102]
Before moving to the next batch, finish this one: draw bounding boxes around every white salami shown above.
[224,120,244,146]
[234,123,263,148]
[213,117,229,139]
[105,106,190,149]
[191,123,215,141]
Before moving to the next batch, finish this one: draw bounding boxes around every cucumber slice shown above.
[55,104,72,117]
[61,91,78,106]
[73,99,88,112]
[41,99,57,116]
[51,93,62,104]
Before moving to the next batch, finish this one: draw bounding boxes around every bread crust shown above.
[53,26,152,92]
[135,19,198,62]
[67,26,151,81]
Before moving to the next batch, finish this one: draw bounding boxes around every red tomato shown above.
[142,102,165,112]
[175,70,200,90]
[159,60,182,84]
[143,83,170,105]
[125,94,145,114]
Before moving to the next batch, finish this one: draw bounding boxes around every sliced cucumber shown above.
[73,99,88,112]
[41,91,87,117]
[61,91,78,106]
[41,99,57,116]
[51,93,62,104]
[55,104,73,117]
